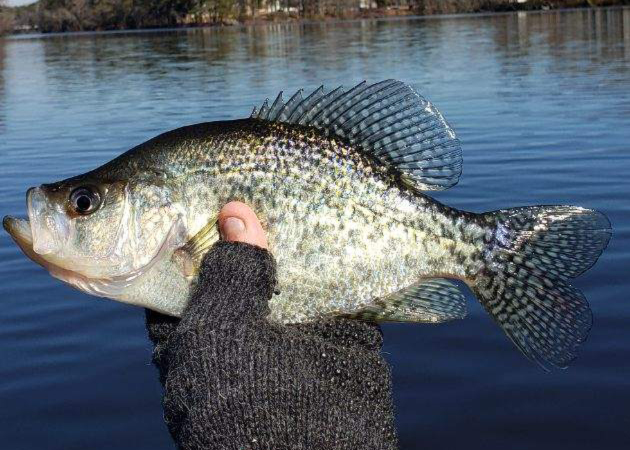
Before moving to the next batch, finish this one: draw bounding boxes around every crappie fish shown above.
[3,80,611,369]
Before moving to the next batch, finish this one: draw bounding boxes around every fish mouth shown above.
[3,214,183,300]
[2,188,68,257]
[2,215,91,287]
[3,215,135,298]
[3,215,35,254]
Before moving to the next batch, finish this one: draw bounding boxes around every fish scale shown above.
[117,119,479,322]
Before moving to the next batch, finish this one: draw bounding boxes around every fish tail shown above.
[472,206,611,369]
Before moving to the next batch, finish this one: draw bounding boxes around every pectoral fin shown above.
[183,216,220,259]
[175,216,220,279]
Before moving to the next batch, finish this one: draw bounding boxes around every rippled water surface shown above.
[1,8,629,450]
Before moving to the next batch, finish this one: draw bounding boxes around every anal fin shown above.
[338,278,467,323]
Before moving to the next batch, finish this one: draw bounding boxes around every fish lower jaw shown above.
[3,216,84,285]
[3,215,182,305]
[3,215,33,247]
[2,215,121,298]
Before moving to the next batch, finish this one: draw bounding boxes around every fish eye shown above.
[69,187,101,215]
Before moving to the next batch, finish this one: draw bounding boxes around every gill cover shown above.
[27,181,189,299]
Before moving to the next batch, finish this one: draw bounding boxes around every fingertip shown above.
[222,216,246,240]
[218,201,268,249]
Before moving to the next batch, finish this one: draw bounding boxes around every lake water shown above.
[1,7,630,450]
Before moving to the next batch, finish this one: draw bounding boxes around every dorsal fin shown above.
[251,79,462,191]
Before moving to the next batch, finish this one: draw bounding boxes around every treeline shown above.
[15,0,196,31]
[4,0,630,34]
[1,0,15,34]
[9,0,402,33]
[416,0,627,14]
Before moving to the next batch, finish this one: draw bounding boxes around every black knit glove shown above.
[146,241,398,450]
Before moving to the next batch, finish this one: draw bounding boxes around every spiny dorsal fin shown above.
[250,80,462,191]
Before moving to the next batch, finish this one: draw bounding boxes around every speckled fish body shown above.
[87,119,483,323]
[3,80,611,369]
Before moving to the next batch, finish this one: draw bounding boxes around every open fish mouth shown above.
[3,216,34,253]
[2,214,108,295]
[2,215,172,299]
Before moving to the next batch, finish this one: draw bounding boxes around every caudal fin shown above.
[474,206,611,370]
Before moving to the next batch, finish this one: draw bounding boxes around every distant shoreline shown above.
[9,7,630,39]
[2,1,629,36]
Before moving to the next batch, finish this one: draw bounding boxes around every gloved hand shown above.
[145,202,399,450]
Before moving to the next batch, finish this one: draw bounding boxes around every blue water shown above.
[1,8,629,450]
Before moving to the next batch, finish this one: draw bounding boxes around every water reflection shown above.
[0,38,5,133]
[488,8,630,83]
[26,8,629,113]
